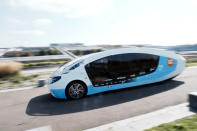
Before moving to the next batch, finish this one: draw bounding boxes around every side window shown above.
[85,57,110,86]
[127,53,159,77]
[85,53,159,87]
[108,54,130,79]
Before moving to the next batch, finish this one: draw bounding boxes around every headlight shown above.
[48,76,61,84]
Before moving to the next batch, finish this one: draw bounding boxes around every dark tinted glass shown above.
[108,54,130,78]
[85,57,110,86]
[126,53,159,76]
[85,53,159,86]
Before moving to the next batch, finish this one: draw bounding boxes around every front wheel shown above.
[66,82,87,99]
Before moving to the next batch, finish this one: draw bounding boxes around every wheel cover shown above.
[69,83,85,99]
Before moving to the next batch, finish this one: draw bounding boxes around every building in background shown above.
[50,43,85,47]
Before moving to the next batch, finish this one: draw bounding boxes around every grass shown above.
[145,114,197,131]
[0,73,38,84]
[185,57,197,63]
[23,60,68,67]
[0,73,39,89]
[186,62,197,67]
[185,57,197,67]
[0,60,67,89]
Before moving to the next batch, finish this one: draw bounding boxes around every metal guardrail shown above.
[54,47,78,60]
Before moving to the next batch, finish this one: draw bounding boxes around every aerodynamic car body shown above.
[47,47,186,99]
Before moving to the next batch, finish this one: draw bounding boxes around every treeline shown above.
[4,49,62,57]
[70,49,103,56]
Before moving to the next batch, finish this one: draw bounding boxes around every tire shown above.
[66,81,87,100]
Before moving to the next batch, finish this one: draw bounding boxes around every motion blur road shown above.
[0,67,197,131]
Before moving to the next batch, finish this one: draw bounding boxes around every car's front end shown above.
[48,75,67,99]
[47,58,86,99]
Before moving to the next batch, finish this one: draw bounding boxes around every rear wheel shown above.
[66,81,87,99]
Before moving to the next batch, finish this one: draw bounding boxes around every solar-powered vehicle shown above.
[47,47,186,99]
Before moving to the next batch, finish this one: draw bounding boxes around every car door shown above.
[85,57,111,86]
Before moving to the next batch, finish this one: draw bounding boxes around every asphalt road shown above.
[0,67,197,131]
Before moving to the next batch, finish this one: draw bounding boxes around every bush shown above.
[47,49,61,55]
[4,52,21,57]
[4,49,62,57]
[23,60,67,67]
[21,51,33,57]
[39,49,47,56]
[0,61,23,77]
[70,49,103,56]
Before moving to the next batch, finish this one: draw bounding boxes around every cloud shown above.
[13,30,45,36]
[7,18,25,25]
[33,18,52,26]
[8,0,113,18]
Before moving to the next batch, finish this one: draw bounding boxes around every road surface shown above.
[0,67,197,131]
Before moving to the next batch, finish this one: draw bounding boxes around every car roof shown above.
[79,47,178,64]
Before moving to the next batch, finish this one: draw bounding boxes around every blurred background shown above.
[1,0,197,90]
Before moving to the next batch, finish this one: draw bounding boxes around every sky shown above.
[0,0,197,47]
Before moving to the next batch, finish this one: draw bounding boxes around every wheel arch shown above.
[65,80,88,98]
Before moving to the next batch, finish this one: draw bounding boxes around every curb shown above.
[84,103,194,131]
[0,86,38,93]
[187,66,197,69]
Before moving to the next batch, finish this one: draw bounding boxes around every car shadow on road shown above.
[26,80,184,116]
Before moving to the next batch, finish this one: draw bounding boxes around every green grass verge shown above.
[0,73,38,84]
[23,60,68,67]
[186,62,197,67]
[185,57,197,63]
[145,114,197,131]
[0,73,39,89]
[185,57,197,67]
[0,60,68,89]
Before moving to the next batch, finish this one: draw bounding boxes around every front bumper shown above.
[48,86,67,99]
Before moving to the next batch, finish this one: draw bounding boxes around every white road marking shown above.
[25,125,52,131]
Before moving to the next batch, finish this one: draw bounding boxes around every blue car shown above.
[47,47,186,100]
